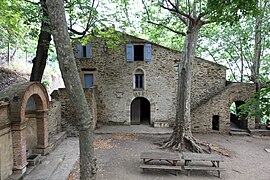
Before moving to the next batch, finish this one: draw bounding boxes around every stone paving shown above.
[24,137,79,180]
[23,125,171,180]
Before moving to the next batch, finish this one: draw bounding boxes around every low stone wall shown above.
[0,102,13,180]
[191,83,256,133]
[48,100,62,139]
[51,88,97,136]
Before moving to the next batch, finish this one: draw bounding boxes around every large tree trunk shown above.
[30,0,52,82]
[46,0,96,179]
[163,19,205,152]
[252,1,263,127]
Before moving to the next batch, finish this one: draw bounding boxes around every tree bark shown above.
[252,2,263,127]
[30,0,52,82]
[163,18,205,152]
[46,0,97,179]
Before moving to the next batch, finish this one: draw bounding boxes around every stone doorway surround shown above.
[130,97,151,125]
[1,82,49,174]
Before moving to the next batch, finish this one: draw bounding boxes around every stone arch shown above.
[1,82,49,174]
[225,84,256,130]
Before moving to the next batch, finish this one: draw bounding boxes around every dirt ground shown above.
[69,133,270,180]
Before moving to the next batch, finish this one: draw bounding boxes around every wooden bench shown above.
[183,165,225,177]
[140,164,181,170]
[182,152,225,178]
[140,151,181,175]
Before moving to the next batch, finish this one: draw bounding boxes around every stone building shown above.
[52,33,255,135]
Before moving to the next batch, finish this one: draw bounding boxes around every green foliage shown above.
[42,79,50,88]
[239,85,270,121]
[207,0,259,24]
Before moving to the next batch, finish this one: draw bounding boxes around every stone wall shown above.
[51,88,97,136]
[48,100,62,139]
[191,83,256,133]
[0,102,13,180]
[74,33,227,126]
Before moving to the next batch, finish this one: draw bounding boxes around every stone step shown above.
[48,131,67,153]
[249,129,270,136]
[229,131,250,136]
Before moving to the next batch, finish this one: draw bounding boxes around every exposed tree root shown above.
[160,133,210,153]
[159,133,232,157]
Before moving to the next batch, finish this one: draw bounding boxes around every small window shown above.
[126,44,152,62]
[84,74,93,88]
[83,46,87,57]
[77,44,92,58]
[134,45,144,61]
[135,74,144,89]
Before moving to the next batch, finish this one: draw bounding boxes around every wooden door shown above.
[131,98,141,125]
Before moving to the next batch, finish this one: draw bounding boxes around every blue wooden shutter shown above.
[86,45,92,58]
[84,74,93,88]
[77,44,83,58]
[144,44,152,62]
[126,44,134,62]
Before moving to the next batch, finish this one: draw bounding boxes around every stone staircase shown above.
[229,129,250,136]
[191,82,235,111]
[229,122,250,136]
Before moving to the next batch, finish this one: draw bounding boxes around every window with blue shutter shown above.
[77,44,83,58]
[144,44,152,62]
[77,44,92,59]
[85,45,92,58]
[126,43,152,63]
[84,74,93,88]
[126,44,134,62]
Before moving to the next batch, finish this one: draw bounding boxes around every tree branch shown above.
[68,0,98,39]
[24,0,39,5]
[161,0,193,21]
[147,21,186,36]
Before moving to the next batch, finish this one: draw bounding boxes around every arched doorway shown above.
[131,97,150,125]
[230,101,248,130]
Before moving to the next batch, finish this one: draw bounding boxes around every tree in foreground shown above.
[136,0,258,152]
[29,0,99,82]
[46,0,96,179]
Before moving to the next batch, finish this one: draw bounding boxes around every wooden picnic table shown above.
[140,151,182,175]
[182,152,225,178]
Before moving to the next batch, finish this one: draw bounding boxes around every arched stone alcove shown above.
[1,82,49,174]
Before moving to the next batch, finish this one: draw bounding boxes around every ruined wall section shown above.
[51,88,97,136]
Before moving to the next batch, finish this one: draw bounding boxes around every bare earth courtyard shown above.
[67,133,270,180]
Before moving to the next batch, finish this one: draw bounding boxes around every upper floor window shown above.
[135,74,144,88]
[134,69,144,89]
[126,44,152,63]
[77,44,92,58]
